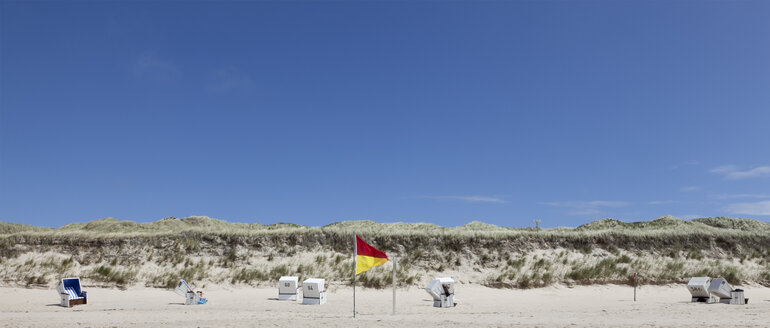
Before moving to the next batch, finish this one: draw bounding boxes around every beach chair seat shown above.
[56,278,87,307]
[64,287,83,299]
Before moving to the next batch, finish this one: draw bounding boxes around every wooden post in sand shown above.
[633,272,637,302]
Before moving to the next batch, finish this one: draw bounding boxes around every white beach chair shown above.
[425,277,455,308]
[174,280,207,305]
[56,277,87,307]
[278,276,299,301]
[301,278,326,305]
[687,276,746,305]
[707,278,732,300]
[687,277,718,303]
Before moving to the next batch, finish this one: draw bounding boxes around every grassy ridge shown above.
[4,215,769,235]
[1,216,769,289]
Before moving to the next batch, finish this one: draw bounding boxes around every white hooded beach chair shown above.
[174,280,207,305]
[687,277,718,303]
[707,278,732,300]
[301,278,326,305]
[425,277,455,308]
[56,277,87,307]
[278,276,299,301]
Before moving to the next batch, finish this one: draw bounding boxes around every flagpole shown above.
[353,234,357,318]
[392,255,397,315]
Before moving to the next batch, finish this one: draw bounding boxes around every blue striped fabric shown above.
[65,287,83,300]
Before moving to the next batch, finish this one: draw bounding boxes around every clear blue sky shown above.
[1,1,769,228]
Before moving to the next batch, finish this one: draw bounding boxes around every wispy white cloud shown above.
[568,208,602,215]
[648,200,680,205]
[710,165,770,180]
[425,196,507,204]
[540,201,629,207]
[133,52,179,85]
[712,193,770,200]
[206,67,256,94]
[670,160,700,170]
[710,165,738,175]
[725,200,770,216]
[539,201,629,216]
[680,186,700,192]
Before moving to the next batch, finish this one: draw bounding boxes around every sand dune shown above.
[3,216,769,289]
[2,284,768,327]
[2,217,768,326]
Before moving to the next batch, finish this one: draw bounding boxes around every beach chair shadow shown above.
[267,297,279,301]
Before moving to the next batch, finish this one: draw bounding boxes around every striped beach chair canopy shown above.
[61,278,84,298]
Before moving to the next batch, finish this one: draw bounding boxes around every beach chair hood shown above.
[174,280,194,298]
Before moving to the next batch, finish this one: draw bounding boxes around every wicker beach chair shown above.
[56,277,87,307]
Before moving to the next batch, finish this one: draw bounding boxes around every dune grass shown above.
[1,216,768,289]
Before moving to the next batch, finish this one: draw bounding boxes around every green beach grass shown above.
[1,216,768,289]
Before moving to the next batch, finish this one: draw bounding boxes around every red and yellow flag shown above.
[356,235,388,275]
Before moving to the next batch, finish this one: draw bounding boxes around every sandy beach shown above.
[1,284,768,327]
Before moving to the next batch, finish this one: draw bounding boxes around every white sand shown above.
[1,284,768,327]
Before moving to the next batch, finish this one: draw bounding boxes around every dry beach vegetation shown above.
[1,216,769,291]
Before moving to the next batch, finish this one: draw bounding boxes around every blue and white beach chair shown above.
[174,280,207,305]
[56,277,87,307]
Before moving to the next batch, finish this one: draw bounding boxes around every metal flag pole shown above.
[392,256,397,315]
[353,234,357,318]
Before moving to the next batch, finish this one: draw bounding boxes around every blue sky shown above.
[1,1,769,228]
